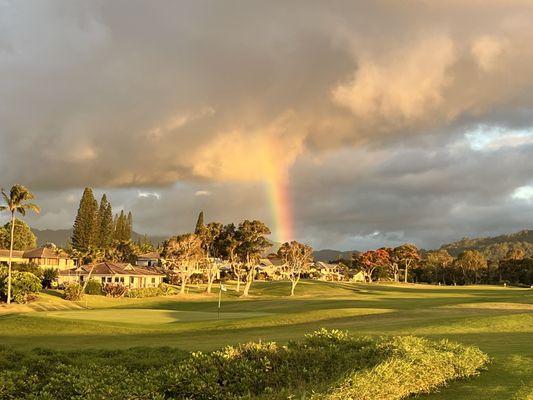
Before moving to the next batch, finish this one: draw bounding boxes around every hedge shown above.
[0,330,488,400]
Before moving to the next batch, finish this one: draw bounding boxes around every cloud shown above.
[2,1,533,249]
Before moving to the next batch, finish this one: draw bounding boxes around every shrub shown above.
[311,335,490,400]
[125,287,163,298]
[63,282,83,301]
[84,279,103,295]
[0,330,488,400]
[103,283,128,298]
[0,267,41,303]
[42,268,59,289]
[13,262,43,279]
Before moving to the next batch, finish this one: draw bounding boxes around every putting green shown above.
[41,308,269,325]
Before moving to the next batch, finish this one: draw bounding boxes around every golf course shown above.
[1,281,532,399]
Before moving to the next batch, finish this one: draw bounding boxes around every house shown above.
[312,261,344,281]
[0,249,26,264]
[0,246,74,270]
[349,270,366,282]
[23,246,74,270]
[59,261,165,288]
[136,251,161,267]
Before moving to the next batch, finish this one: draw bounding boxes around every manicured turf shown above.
[1,280,531,399]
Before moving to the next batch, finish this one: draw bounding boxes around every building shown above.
[136,251,160,267]
[0,246,74,270]
[59,261,165,288]
[23,246,75,269]
[0,249,26,264]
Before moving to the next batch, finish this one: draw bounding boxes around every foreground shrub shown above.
[84,279,103,295]
[63,282,83,301]
[0,268,41,303]
[0,330,488,400]
[311,335,490,400]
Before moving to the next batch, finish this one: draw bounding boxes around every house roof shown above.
[23,246,69,259]
[59,261,165,276]
[0,249,25,258]
[138,251,160,260]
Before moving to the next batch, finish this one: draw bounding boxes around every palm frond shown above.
[22,203,41,214]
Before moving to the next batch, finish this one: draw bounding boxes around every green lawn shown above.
[1,280,532,399]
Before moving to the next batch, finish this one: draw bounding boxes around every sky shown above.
[0,0,532,250]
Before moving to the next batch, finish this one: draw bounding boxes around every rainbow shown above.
[264,139,294,244]
[266,175,293,243]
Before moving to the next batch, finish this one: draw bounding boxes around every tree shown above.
[194,211,205,234]
[426,249,454,285]
[113,210,132,241]
[278,241,313,296]
[0,185,40,304]
[0,220,36,250]
[426,249,454,284]
[96,194,114,249]
[162,233,203,294]
[71,188,98,251]
[106,240,140,264]
[393,244,421,283]
[352,248,390,282]
[237,220,271,296]
[454,250,487,284]
[219,223,245,292]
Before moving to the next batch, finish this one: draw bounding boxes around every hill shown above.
[313,249,359,262]
[439,229,533,259]
[31,228,167,248]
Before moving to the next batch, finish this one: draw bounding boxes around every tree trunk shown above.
[242,264,255,297]
[180,274,187,294]
[206,269,215,294]
[404,261,410,283]
[290,279,298,296]
[6,214,15,305]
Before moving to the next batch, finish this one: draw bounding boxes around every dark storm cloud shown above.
[1,0,532,248]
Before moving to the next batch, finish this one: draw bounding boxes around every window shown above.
[151,277,156,284]
[101,277,106,283]
[130,277,135,284]
[114,277,120,283]
[107,277,112,283]
[120,277,125,283]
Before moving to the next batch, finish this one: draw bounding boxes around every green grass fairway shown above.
[1,280,532,399]
[41,308,269,324]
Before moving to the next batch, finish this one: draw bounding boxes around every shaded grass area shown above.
[0,281,531,399]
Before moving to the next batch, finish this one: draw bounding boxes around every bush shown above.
[42,268,59,289]
[84,279,103,295]
[125,284,177,298]
[311,335,490,400]
[103,283,128,298]
[0,330,489,400]
[13,262,43,279]
[0,267,41,303]
[125,287,163,298]
[63,282,83,301]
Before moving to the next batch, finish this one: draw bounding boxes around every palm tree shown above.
[0,185,40,304]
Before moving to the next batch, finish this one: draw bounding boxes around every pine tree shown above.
[195,211,205,234]
[97,194,114,249]
[71,188,99,251]
[126,211,133,240]
[114,210,126,241]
